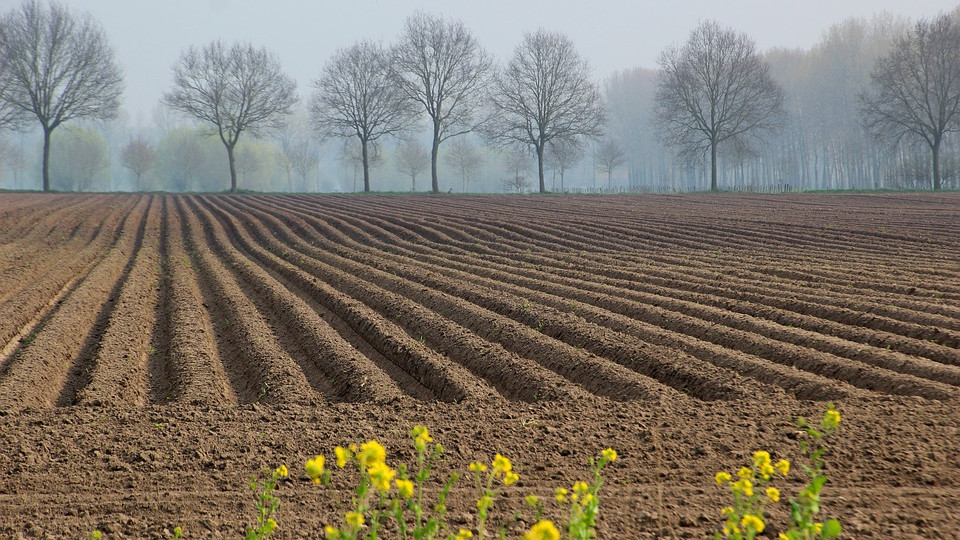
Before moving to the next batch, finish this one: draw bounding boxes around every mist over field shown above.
[0,0,958,193]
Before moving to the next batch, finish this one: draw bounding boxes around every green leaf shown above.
[822,518,842,538]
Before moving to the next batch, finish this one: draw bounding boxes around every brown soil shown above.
[0,193,958,539]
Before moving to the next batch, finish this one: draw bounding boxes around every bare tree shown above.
[287,138,318,191]
[311,40,413,192]
[655,20,783,191]
[160,128,205,192]
[120,137,156,191]
[499,147,533,193]
[392,12,493,193]
[594,138,627,189]
[339,140,384,192]
[51,128,108,191]
[443,137,483,192]
[546,137,585,192]
[0,1,122,191]
[162,41,297,192]
[861,14,960,190]
[487,30,605,193]
[396,139,430,191]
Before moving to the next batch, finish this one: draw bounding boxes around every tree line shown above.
[1,1,958,193]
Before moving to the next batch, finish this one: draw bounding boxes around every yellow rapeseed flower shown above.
[723,523,740,536]
[264,518,277,534]
[774,459,790,476]
[477,494,493,510]
[760,463,774,480]
[737,466,753,479]
[601,448,617,462]
[752,450,771,467]
[469,461,487,473]
[305,455,326,484]
[572,481,589,495]
[493,454,512,475]
[524,520,560,540]
[721,507,734,517]
[814,523,823,534]
[504,471,519,486]
[455,529,474,540]
[525,494,540,507]
[733,478,754,497]
[368,462,395,492]
[396,478,414,499]
[358,440,386,469]
[741,514,765,533]
[334,446,351,468]
[715,471,732,485]
[779,535,790,540]
[410,426,433,452]
[766,487,780,502]
[823,409,841,430]
[581,493,597,507]
[555,488,568,502]
[275,464,288,478]
[324,525,341,539]
[345,512,364,529]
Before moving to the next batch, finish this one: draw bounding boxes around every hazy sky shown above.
[40,0,957,121]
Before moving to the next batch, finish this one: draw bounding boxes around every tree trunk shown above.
[932,138,942,191]
[411,173,416,192]
[710,139,718,192]
[226,143,238,192]
[537,144,546,193]
[431,122,441,193]
[42,127,52,192]
[361,139,371,192]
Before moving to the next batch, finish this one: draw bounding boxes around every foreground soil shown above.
[0,193,958,538]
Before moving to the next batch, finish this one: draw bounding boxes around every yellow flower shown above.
[766,487,780,502]
[455,529,474,540]
[264,518,277,533]
[733,478,754,497]
[814,523,823,534]
[779,535,790,540]
[741,515,765,533]
[305,455,326,484]
[396,479,415,499]
[555,488,568,502]
[823,409,841,430]
[358,440,386,468]
[324,525,340,539]
[720,507,734,517]
[349,443,358,452]
[274,464,288,478]
[525,494,540,507]
[572,481,589,495]
[493,454,512,475]
[410,426,434,452]
[581,493,597,506]
[760,463,774,480]
[504,471,519,486]
[737,466,753,479]
[477,494,493,510]
[601,448,617,462]
[715,471,732,485]
[367,462,395,492]
[524,520,560,540]
[752,450,771,467]
[774,459,790,476]
[469,461,487,473]
[345,512,364,529]
[334,446,351,468]
[723,523,740,536]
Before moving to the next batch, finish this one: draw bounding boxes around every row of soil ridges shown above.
[0,192,957,411]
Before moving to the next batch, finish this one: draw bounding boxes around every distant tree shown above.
[594,138,626,189]
[655,20,783,191]
[234,143,263,187]
[0,137,26,186]
[0,1,122,191]
[546,137,586,192]
[443,137,483,192]
[163,41,297,192]
[159,128,206,191]
[861,13,960,190]
[287,138,318,191]
[487,30,605,193]
[51,128,109,191]
[311,40,413,192]
[393,12,493,193]
[120,137,157,191]
[500,147,533,193]
[396,139,430,191]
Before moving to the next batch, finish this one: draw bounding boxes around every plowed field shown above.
[1,193,958,538]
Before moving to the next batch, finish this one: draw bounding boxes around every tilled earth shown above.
[0,193,958,538]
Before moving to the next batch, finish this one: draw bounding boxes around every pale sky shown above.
[27,0,958,120]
